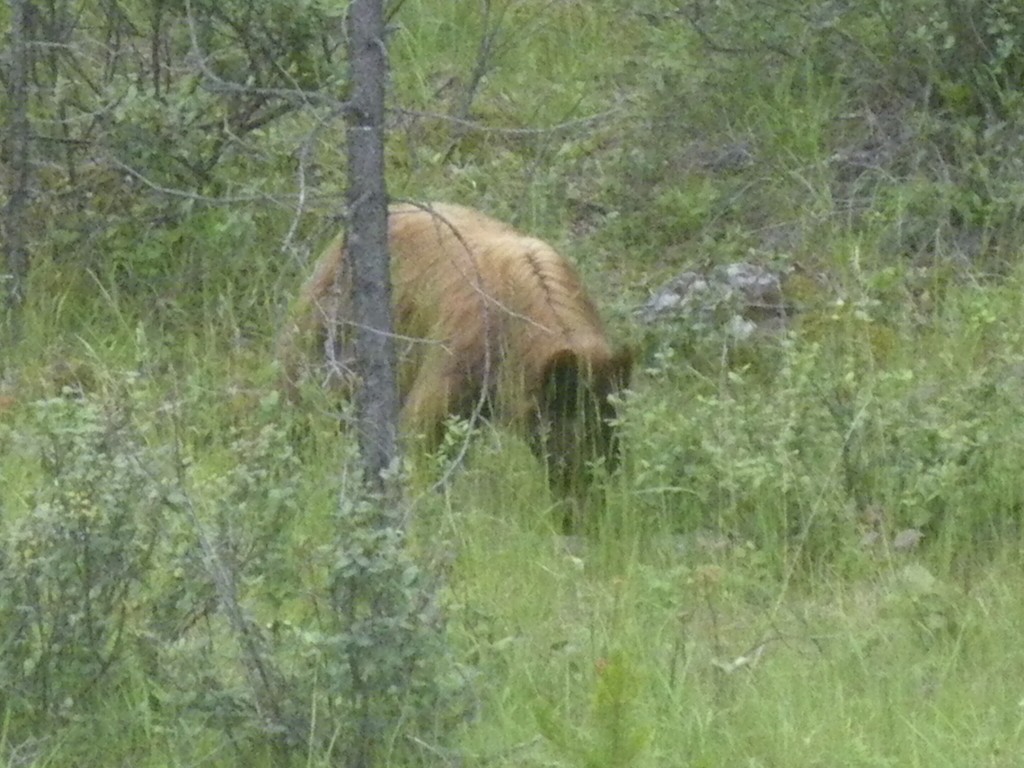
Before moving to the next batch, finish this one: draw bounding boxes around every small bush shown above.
[0,393,169,726]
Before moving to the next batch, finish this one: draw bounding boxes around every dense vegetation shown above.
[3,0,1024,764]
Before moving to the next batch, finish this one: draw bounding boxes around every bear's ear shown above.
[540,349,584,415]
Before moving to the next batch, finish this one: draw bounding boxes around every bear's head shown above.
[532,346,633,498]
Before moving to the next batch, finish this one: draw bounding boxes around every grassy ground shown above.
[4,0,1024,765]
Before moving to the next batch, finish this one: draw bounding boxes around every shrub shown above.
[0,393,168,726]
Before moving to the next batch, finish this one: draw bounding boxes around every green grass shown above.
[439,501,1024,767]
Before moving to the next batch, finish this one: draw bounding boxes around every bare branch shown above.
[392,106,620,136]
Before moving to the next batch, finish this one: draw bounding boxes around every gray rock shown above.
[636,262,791,336]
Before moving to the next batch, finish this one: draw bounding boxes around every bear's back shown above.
[387,203,609,356]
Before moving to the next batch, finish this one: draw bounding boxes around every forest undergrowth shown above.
[3,0,1024,765]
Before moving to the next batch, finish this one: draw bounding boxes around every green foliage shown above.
[0,372,467,764]
[302,485,467,764]
[625,340,850,566]
[535,652,649,768]
[898,0,1024,120]
[601,0,1024,273]
[14,0,350,340]
[182,0,346,92]
[881,563,962,647]
[0,394,168,727]
[10,0,1024,764]
[676,0,1024,119]
[624,261,1024,572]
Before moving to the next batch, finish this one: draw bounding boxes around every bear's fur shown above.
[277,202,632,501]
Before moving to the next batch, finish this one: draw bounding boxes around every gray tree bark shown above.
[3,0,33,333]
[345,0,399,494]
[343,3,401,765]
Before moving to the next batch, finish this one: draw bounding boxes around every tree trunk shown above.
[3,0,33,333]
[345,0,399,495]
[343,3,399,764]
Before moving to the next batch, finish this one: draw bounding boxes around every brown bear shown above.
[277,202,632,506]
